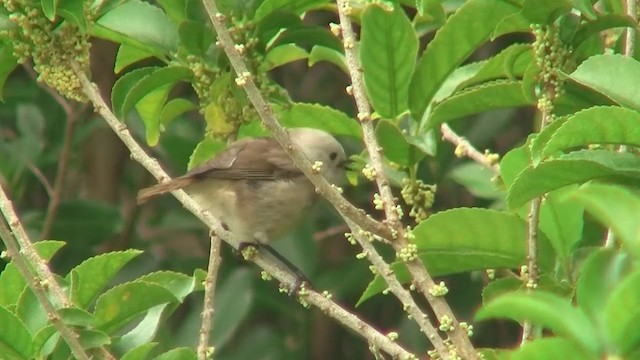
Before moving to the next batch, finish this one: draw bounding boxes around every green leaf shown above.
[572,14,638,48]
[77,329,111,349]
[510,338,596,360]
[114,44,155,74]
[154,347,196,360]
[275,103,362,138]
[604,269,640,354]
[500,140,532,189]
[538,106,640,159]
[521,0,572,24]
[457,44,533,90]
[427,80,533,129]
[576,248,634,329]
[137,271,196,302]
[360,5,417,119]
[507,150,640,209]
[187,136,226,170]
[270,25,342,52]
[41,0,58,20]
[375,120,425,166]
[68,250,143,308]
[482,277,522,305]
[538,188,584,262]
[160,98,197,125]
[16,288,46,334]
[358,208,555,305]
[567,54,640,112]
[0,241,65,306]
[476,291,600,354]
[261,44,309,71]
[94,281,178,334]
[121,343,158,360]
[94,0,178,55]
[0,46,19,101]
[121,66,193,122]
[569,183,640,258]
[448,162,503,199]
[529,116,569,164]
[178,20,213,57]
[112,67,158,118]
[57,0,87,32]
[58,307,95,327]
[135,83,173,146]
[113,306,165,354]
[0,305,32,359]
[253,0,328,22]
[308,45,347,73]
[409,0,521,121]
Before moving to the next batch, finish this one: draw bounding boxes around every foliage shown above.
[1,0,640,358]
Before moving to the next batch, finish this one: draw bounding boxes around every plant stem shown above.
[197,234,223,360]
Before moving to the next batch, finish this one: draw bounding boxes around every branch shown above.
[70,62,415,359]
[440,124,500,175]
[0,220,91,360]
[197,234,222,360]
[334,2,478,358]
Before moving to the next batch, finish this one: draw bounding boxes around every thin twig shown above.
[0,186,70,306]
[0,218,90,359]
[440,124,500,175]
[335,2,478,358]
[42,109,79,239]
[70,62,415,359]
[347,220,448,355]
[197,234,223,360]
[522,197,541,341]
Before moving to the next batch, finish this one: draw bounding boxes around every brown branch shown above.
[440,124,500,176]
[197,234,223,360]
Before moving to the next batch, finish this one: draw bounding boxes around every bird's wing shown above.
[186,137,302,180]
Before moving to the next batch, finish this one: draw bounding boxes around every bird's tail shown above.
[137,177,195,204]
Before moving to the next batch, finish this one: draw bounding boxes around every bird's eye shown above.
[329,152,338,160]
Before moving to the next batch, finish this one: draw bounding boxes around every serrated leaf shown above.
[77,329,110,349]
[58,0,86,32]
[308,45,347,73]
[507,150,640,209]
[121,343,158,360]
[0,305,32,359]
[529,116,569,164]
[457,44,533,91]
[522,0,572,24]
[409,0,522,122]
[58,307,95,327]
[137,271,196,302]
[510,338,596,360]
[567,54,640,112]
[68,250,142,308]
[426,80,532,129]
[375,120,424,166]
[576,248,634,329]
[569,183,640,258]
[539,106,640,159]
[500,138,532,188]
[16,288,46,334]
[113,306,165,354]
[275,103,362,138]
[41,0,58,20]
[112,67,158,118]
[154,347,196,360]
[0,241,65,306]
[476,291,600,354]
[358,208,555,305]
[178,20,212,57]
[604,269,640,354]
[270,25,342,52]
[94,0,178,55]
[261,44,308,71]
[114,44,155,74]
[360,5,417,119]
[136,83,173,146]
[448,162,502,199]
[254,0,328,22]
[94,281,178,334]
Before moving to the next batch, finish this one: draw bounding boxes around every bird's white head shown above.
[289,128,348,185]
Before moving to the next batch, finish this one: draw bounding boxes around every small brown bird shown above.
[137,127,348,244]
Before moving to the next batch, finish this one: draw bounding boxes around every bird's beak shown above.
[339,158,355,171]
